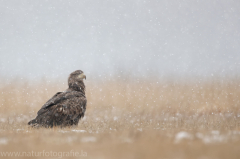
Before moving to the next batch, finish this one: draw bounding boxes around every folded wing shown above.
[28,91,87,127]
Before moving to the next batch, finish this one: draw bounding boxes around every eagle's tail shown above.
[28,113,54,128]
[28,118,39,127]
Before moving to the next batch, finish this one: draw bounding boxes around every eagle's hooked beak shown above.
[78,73,86,80]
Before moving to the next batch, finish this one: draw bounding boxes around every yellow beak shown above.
[78,73,86,80]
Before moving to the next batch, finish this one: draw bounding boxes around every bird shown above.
[28,70,87,128]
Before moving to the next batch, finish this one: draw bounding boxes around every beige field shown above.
[0,78,240,159]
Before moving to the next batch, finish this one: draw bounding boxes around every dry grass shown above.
[0,78,240,159]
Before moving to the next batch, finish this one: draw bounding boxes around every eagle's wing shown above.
[37,92,63,115]
[31,91,86,127]
[37,91,84,115]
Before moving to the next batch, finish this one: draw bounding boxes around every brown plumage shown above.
[28,70,87,128]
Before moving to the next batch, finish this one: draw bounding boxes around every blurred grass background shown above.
[0,78,240,159]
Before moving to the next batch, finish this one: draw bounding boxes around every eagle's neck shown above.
[68,81,85,94]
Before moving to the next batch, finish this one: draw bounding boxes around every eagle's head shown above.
[69,70,86,80]
[68,70,86,91]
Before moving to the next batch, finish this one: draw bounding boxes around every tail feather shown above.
[28,118,38,127]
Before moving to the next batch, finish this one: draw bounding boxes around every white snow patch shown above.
[59,130,70,133]
[0,138,8,145]
[72,130,86,133]
[16,129,24,132]
[211,130,220,135]
[230,131,240,135]
[196,132,227,144]
[174,131,193,143]
[137,128,142,131]
[67,136,78,143]
[81,136,97,143]
[0,118,6,123]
